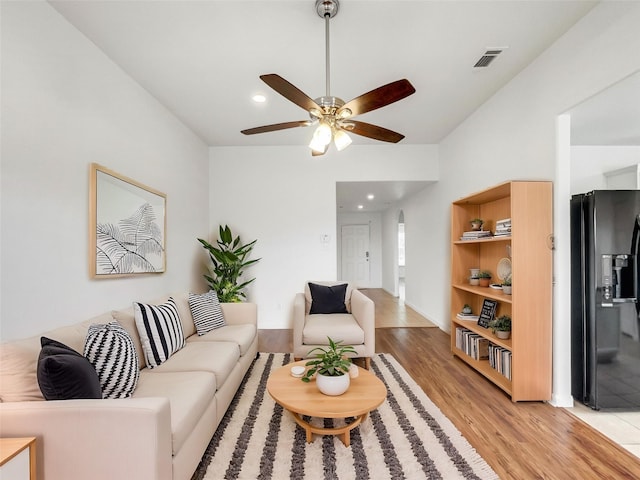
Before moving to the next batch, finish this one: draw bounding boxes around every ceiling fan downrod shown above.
[314,0,343,111]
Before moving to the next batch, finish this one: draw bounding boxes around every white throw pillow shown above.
[189,290,226,335]
[133,297,185,368]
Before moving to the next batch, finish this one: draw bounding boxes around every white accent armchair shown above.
[293,281,375,369]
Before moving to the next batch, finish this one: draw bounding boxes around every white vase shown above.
[316,372,350,396]
[496,330,511,340]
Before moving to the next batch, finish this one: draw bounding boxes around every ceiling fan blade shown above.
[345,120,405,143]
[337,79,416,118]
[241,120,310,135]
[260,74,322,113]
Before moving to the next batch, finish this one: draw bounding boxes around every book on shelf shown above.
[455,328,490,360]
[488,343,512,380]
[460,230,492,240]
[456,313,479,321]
[494,218,511,237]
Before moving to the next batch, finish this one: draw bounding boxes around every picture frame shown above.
[477,299,498,328]
[89,163,166,278]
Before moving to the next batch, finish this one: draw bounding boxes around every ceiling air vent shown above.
[473,49,504,68]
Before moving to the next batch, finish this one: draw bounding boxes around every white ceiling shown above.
[48,0,602,212]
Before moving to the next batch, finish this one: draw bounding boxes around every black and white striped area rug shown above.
[192,353,498,480]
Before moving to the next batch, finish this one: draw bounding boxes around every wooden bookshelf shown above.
[450,181,552,401]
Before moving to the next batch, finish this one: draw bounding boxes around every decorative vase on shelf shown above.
[496,330,511,340]
[316,372,350,396]
[502,285,512,295]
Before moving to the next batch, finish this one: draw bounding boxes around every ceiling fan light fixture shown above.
[309,133,327,153]
[309,122,332,152]
[316,122,332,144]
[334,129,352,151]
[338,108,352,119]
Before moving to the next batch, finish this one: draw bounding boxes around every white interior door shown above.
[341,224,370,287]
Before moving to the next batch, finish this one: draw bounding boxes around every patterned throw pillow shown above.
[133,297,185,368]
[188,290,226,335]
[84,322,139,399]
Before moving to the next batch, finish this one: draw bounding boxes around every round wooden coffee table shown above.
[266,360,386,447]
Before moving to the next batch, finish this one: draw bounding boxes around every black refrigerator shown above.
[571,190,640,410]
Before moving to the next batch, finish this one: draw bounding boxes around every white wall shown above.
[407,2,640,407]
[571,146,640,194]
[337,212,382,288]
[208,144,438,328]
[381,207,401,296]
[0,2,210,341]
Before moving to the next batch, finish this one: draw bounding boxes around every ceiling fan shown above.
[241,0,416,156]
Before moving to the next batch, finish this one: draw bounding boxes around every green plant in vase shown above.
[489,315,512,339]
[502,274,512,295]
[197,225,260,302]
[478,270,492,287]
[301,337,356,382]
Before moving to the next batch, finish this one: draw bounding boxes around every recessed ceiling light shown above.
[367,194,374,200]
[252,94,266,103]
[357,205,364,209]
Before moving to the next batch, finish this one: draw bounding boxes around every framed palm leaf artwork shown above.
[90,163,166,277]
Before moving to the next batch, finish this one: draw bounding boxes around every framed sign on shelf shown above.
[477,299,498,328]
[89,163,166,278]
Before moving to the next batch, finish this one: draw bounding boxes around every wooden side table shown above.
[0,437,36,480]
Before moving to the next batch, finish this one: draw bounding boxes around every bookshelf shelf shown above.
[450,181,553,402]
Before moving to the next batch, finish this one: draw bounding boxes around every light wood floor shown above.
[258,288,640,479]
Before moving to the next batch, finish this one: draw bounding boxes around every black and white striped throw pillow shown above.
[188,290,226,335]
[84,322,139,399]
[133,297,185,368]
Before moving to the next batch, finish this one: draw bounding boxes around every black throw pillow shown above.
[308,283,349,314]
[37,336,102,400]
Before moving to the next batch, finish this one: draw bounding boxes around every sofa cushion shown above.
[147,341,240,388]
[308,282,349,314]
[37,337,102,400]
[187,324,256,356]
[84,322,140,399]
[133,370,216,455]
[188,290,225,335]
[134,298,185,369]
[302,314,365,346]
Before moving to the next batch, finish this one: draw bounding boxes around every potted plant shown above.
[489,315,512,339]
[478,270,492,287]
[462,304,473,314]
[301,337,357,396]
[470,218,484,231]
[198,225,261,302]
[502,275,512,295]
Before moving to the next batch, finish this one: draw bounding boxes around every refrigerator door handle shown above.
[632,215,640,314]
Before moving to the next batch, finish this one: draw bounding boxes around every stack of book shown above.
[460,230,492,240]
[488,344,512,379]
[455,328,489,360]
[456,312,479,321]
[494,218,511,237]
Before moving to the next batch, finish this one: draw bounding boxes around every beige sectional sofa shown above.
[0,292,258,480]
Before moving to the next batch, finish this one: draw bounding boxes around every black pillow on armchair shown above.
[308,282,349,314]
